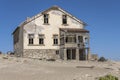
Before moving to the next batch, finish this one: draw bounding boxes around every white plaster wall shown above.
[23,10,85,49]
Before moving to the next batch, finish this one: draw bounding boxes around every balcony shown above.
[59,28,90,49]
[64,43,77,48]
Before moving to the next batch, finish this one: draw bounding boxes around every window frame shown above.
[53,34,58,45]
[39,34,45,45]
[62,15,67,25]
[56,50,59,55]
[29,38,34,45]
[78,36,83,43]
[44,14,49,24]
[28,34,34,45]
[66,35,76,43]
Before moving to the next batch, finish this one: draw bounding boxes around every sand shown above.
[0,55,120,80]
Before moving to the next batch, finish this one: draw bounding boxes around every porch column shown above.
[64,32,66,44]
[85,49,87,60]
[76,48,79,61]
[87,35,90,60]
[64,49,67,60]
[87,48,91,60]
[76,34,78,43]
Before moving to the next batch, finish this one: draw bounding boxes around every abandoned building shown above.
[13,6,91,60]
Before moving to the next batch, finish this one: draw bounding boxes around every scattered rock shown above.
[2,56,8,59]
[76,65,95,69]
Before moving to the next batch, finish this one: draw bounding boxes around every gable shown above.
[25,6,86,26]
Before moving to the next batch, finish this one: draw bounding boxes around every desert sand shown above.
[0,55,120,80]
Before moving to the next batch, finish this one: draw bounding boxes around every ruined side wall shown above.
[13,28,19,56]
[13,26,24,57]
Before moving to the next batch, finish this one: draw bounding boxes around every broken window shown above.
[39,34,44,45]
[78,36,83,43]
[66,35,76,43]
[53,35,58,45]
[62,15,67,24]
[44,14,49,24]
[84,37,89,47]
[56,50,59,55]
[28,34,34,44]
[85,37,88,44]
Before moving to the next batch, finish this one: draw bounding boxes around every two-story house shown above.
[13,6,90,60]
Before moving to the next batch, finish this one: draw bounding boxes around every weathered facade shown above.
[13,6,91,60]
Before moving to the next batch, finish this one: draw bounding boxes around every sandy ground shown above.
[0,55,120,80]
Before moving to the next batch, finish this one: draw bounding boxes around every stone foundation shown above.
[23,49,59,59]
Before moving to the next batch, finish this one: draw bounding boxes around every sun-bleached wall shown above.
[23,9,85,50]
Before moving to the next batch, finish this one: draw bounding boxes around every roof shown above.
[12,6,87,34]
[12,27,19,34]
[60,28,89,33]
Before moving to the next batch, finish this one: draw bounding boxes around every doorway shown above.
[79,49,86,60]
[67,49,76,60]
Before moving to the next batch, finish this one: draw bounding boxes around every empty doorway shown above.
[79,49,86,60]
[67,49,76,60]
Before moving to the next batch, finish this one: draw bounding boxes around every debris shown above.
[76,65,95,68]
[2,56,8,59]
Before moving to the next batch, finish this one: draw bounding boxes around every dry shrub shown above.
[99,74,118,80]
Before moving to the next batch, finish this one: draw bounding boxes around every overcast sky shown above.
[0,0,120,60]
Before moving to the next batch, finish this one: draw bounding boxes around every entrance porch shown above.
[63,48,90,60]
[60,28,90,61]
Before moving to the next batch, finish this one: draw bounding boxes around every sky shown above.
[0,0,120,60]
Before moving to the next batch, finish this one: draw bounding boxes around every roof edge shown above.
[12,27,20,35]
